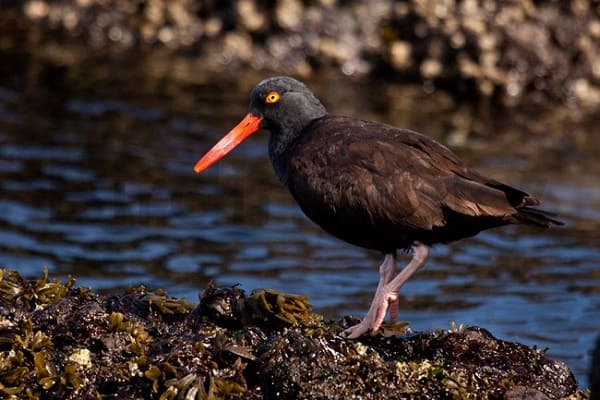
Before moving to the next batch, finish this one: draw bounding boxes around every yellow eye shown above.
[265,91,280,104]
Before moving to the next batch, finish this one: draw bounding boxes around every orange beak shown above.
[193,113,263,174]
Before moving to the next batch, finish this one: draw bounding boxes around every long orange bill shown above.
[193,113,263,174]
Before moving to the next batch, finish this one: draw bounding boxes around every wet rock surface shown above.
[1,1,598,110]
[592,335,600,400]
[0,269,589,399]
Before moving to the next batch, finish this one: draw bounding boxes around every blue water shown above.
[0,51,598,387]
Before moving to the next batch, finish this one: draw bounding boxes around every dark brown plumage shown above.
[194,76,563,338]
[287,115,560,253]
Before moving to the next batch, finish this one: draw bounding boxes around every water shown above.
[0,46,598,387]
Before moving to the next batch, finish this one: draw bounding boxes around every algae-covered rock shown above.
[257,324,580,399]
[0,269,589,399]
[591,335,600,400]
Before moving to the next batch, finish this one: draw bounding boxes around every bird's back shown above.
[286,115,561,252]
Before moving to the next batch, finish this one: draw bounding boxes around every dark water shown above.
[0,46,599,387]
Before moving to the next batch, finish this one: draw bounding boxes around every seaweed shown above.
[0,268,588,399]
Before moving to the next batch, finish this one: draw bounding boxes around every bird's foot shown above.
[344,287,399,338]
[343,242,429,339]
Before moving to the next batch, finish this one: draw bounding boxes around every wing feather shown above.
[287,116,531,238]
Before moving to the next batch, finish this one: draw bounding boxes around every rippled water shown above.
[0,47,598,387]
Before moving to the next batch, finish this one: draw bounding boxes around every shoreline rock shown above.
[0,268,589,399]
[591,335,600,400]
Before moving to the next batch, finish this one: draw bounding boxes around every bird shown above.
[193,76,563,338]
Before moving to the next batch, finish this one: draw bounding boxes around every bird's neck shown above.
[268,114,325,186]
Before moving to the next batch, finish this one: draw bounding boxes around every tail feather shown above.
[513,206,564,228]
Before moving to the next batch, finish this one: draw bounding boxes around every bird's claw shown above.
[343,289,399,338]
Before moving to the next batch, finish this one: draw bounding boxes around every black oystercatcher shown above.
[193,76,563,338]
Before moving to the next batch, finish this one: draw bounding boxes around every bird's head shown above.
[194,76,327,174]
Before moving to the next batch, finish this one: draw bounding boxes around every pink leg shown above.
[344,242,429,338]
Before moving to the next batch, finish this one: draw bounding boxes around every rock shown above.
[275,0,304,30]
[0,268,588,399]
[592,335,600,400]
[2,1,599,111]
[389,40,412,70]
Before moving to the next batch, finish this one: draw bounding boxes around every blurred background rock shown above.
[2,0,599,111]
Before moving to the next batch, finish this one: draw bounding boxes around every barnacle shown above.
[162,373,201,399]
[449,321,468,333]
[68,349,91,368]
[199,283,246,328]
[222,345,256,361]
